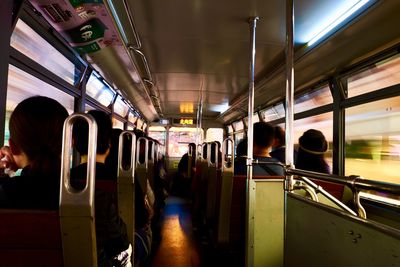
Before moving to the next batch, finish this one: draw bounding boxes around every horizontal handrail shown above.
[286,168,400,196]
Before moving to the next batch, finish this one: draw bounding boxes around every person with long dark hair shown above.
[0,96,68,209]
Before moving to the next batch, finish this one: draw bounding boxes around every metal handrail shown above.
[122,0,142,49]
[222,137,234,173]
[132,49,153,82]
[295,176,358,217]
[286,168,400,196]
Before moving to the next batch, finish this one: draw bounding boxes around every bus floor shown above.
[150,196,200,267]
[150,196,244,267]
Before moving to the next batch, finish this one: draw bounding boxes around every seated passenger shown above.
[0,96,68,209]
[134,180,152,267]
[270,125,297,164]
[296,129,330,174]
[234,122,284,176]
[71,110,131,267]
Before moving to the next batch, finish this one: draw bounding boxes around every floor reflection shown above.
[151,197,200,267]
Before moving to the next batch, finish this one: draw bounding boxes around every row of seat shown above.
[0,113,166,267]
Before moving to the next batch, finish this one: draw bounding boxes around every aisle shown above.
[150,197,200,267]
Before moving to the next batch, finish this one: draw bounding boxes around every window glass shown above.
[5,64,75,144]
[294,112,333,171]
[345,96,400,187]
[261,103,285,122]
[128,112,137,124]
[112,117,124,130]
[227,125,233,134]
[127,125,134,131]
[234,132,245,148]
[136,118,143,129]
[11,20,80,85]
[113,95,129,117]
[206,128,223,144]
[347,54,400,98]
[86,73,115,107]
[243,113,260,127]
[149,126,166,146]
[294,86,332,113]
[168,127,203,157]
[233,120,244,131]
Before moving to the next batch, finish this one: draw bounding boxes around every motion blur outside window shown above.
[294,112,333,169]
[113,96,129,117]
[347,54,400,98]
[11,20,81,86]
[243,113,260,127]
[345,96,400,188]
[294,86,333,113]
[260,103,285,122]
[86,73,115,107]
[168,127,203,158]
[5,65,74,144]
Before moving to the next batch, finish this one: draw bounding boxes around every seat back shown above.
[0,209,63,267]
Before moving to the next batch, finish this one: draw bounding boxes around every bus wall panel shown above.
[251,179,284,267]
[285,193,400,267]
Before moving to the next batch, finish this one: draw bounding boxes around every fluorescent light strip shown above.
[307,0,370,46]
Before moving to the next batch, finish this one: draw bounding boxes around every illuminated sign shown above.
[180,118,193,125]
[173,118,196,125]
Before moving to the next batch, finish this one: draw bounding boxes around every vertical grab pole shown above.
[285,0,295,189]
[246,16,259,267]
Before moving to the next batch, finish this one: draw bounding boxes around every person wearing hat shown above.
[296,129,330,174]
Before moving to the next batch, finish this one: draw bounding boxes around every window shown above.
[347,54,400,98]
[243,113,260,127]
[294,86,332,113]
[127,125,134,131]
[113,95,129,117]
[294,112,333,170]
[206,128,223,144]
[227,125,233,134]
[128,112,137,124]
[5,65,75,144]
[148,126,166,145]
[168,127,203,157]
[86,73,115,107]
[260,103,285,122]
[136,118,143,129]
[233,120,244,132]
[112,117,124,130]
[11,20,81,85]
[234,132,245,147]
[345,96,400,186]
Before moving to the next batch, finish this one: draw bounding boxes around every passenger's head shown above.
[253,122,274,150]
[72,110,112,156]
[236,138,248,157]
[298,129,328,154]
[296,129,330,173]
[273,126,285,148]
[104,128,123,174]
[9,96,68,175]
[188,142,196,155]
